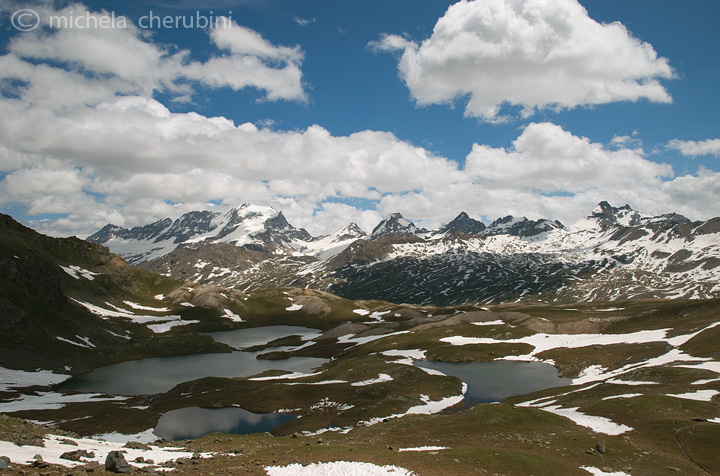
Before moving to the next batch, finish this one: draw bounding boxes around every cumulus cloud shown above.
[371,0,674,121]
[0,2,717,239]
[0,3,306,108]
[379,124,719,229]
[465,122,672,193]
[667,139,720,157]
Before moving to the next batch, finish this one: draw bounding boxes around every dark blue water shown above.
[58,325,326,395]
[204,325,321,350]
[415,360,570,406]
[154,407,295,441]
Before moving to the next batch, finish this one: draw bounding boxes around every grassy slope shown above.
[4,297,718,475]
[0,215,718,475]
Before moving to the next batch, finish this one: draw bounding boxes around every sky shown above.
[0,0,718,237]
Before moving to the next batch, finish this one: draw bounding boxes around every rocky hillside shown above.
[89,202,720,305]
[0,214,234,374]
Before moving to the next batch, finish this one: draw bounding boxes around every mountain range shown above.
[87,201,720,305]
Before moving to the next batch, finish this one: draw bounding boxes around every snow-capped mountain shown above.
[88,204,311,265]
[432,212,487,237]
[291,223,367,260]
[370,213,428,238]
[89,202,720,305]
[485,216,565,238]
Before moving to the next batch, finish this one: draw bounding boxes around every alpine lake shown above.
[58,325,569,440]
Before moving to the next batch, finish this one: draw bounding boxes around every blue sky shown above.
[0,0,718,236]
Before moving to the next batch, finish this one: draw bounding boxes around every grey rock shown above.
[0,456,9,469]
[596,440,607,453]
[61,449,95,461]
[124,441,152,451]
[106,450,133,473]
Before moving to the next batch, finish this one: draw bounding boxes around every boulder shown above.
[123,441,151,451]
[61,449,96,461]
[105,451,132,473]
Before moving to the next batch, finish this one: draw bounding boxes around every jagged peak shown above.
[371,213,417,238]
[436,211,486,236]
[587,201,642,229]
[337,222,366,236]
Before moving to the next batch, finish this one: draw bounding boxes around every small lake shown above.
[154,407,295,441]
[58,325,326,395]
[415,360,570,406]
[204,325,322,350]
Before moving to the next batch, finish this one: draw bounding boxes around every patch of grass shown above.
[675,423,720,473]
[426,343,535,362]
[680,323,720,359]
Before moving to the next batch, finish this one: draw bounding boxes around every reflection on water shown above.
[204,325,321,350]
[58,325,327,396]
[58,352,327,395]
[415,360,570,406]
[154,407,295,441]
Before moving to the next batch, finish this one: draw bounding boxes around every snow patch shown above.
[0,368,71,392]
[397,446,449,452]
[223,308,244,322]
[123,301,170,312]
[285,304,303,311]
[581,467,631,476]
[532,405,632,435]
[602,393,642,401]
[59,265,98,281]
[0,392,126,413]
[0,434,210,469]
[351,374,393,387]
[472,319,506,326]
[147,319,199,333]
[249,371,324,382]
[359,383,467,427]
[56,336,95,349]
[264,461,416,476]
[666,390,719,402]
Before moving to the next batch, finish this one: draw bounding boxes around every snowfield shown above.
[0,434,211,469]
[0,367,71,392]
[265,461,416,475]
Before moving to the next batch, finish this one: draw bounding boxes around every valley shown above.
[1,212,719,475]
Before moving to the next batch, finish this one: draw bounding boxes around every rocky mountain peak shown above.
[588,201,642,229]
[436,211,486,236]
[332,223,367,242]
[370,213,424,239]
[87,218,173,244]
[486,215,564,238]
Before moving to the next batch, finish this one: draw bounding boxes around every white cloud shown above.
[378,124,719,228]
[0,2,717,239]
[0,4,306,108]
[465,122,672,193]
[293,17,317,27]
[372,0,674,121]
[667,138,720,157]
